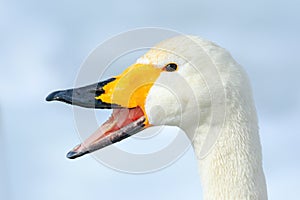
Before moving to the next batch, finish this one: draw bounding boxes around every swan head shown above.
[46,35,239,159]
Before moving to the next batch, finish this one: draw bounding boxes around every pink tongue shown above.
[73,108,143,153]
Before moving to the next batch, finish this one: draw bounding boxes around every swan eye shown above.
[164,63,177,72]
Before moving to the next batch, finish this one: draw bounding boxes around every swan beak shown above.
[45,77,122,109]
[46,63,161,159]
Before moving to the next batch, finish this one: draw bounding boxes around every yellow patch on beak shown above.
[96,64,161,122]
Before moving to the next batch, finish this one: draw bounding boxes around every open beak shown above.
[46,63,161,159]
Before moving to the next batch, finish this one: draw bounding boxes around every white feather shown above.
[139,36,268,200]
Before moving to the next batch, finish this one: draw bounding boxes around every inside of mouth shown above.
[72,106,145,154]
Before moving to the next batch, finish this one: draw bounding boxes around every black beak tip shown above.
[66,151,79,159]
[46,91,61,102]
[66,150,89,159]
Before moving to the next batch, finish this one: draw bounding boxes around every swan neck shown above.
[193,97,268,200]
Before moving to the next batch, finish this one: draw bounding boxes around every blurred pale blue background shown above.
[1,0,299,199]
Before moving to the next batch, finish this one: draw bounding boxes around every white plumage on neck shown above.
[194,67,268,199]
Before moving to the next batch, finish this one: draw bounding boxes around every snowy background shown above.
[1,0,299,199]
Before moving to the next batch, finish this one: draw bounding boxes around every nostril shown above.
[89,88,105,96]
